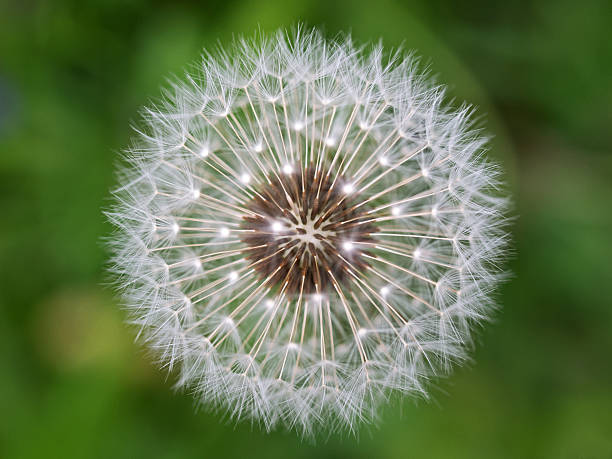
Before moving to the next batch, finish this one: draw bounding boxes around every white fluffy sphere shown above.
[107,27,508,435]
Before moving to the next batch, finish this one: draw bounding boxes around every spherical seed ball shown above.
[107,27,509,435]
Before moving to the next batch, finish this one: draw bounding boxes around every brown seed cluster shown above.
[241,163,377,295]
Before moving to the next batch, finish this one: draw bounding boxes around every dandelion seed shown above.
[342,241,354,252]
[342,183,354,194]
[107,27,509,436]
[192,258,201,270]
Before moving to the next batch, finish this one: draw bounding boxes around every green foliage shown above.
[1,0,610,457]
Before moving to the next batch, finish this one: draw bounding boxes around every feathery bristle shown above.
[107,26,509,436]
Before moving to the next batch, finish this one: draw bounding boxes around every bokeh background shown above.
[1,0,611,457]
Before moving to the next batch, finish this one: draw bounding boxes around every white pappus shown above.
[107,27,509,436]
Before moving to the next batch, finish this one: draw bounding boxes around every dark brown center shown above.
[240,163,377,296]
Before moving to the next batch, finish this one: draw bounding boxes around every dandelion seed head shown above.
[108,27,509,436]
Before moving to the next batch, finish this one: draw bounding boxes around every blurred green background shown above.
[1,0,611,457]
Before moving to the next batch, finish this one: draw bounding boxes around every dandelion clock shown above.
[107,27,508,435]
